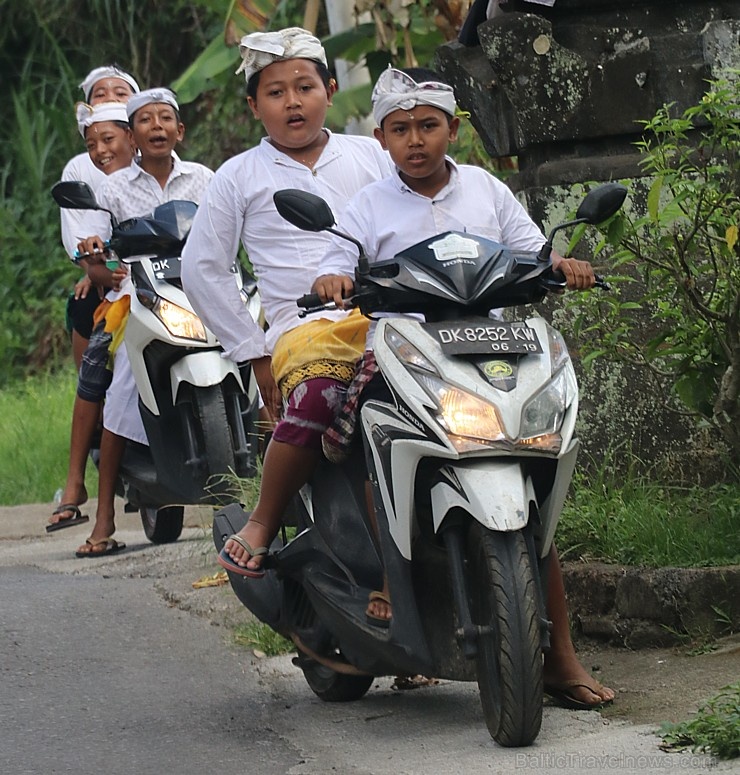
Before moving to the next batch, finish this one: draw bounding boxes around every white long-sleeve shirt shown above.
[60,152,106,259]
[318,160,546,348]
[180,131,393,364]
[81,156,214,302]
[319,159,545,276]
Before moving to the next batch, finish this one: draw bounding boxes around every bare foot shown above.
[222,518,274,573]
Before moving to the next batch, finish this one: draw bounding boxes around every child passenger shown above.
[48,100,137,532]
[61,66,141,368]
[312,66,615,710]
[72,88,213,556]
[180,28,393,577]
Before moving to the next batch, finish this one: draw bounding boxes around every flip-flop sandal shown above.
[47,504,90,533]
[544,679,613,711]
[217,534,269,578]
[366,590,392,629]
[75,536,127,558]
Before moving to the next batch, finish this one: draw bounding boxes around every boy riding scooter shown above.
[309,66,614,712]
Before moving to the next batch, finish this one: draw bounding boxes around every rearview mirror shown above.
[576,182,628,225]
[51,180,101,210]
[273,189,336,232]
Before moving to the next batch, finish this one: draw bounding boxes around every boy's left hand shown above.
[551,255,595,291]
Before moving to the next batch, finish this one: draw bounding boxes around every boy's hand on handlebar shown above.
[76,235,108,260]
[551,254,595,291]
[312,274,355,308]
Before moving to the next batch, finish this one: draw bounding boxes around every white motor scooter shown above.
[214,183,626,746]
[53,181,262,543]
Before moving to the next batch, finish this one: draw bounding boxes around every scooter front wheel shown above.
[140,505,184,544]
[467,525,543,746]
[298,655,374,703]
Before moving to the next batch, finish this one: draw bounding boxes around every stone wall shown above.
[436,0,740,475]
[562,563,740,647]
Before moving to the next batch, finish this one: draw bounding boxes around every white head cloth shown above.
[372,67,457,126]
[79,66,140,102]
[235,27,327,84]
[126,88,179,119]
[76,101,130,138]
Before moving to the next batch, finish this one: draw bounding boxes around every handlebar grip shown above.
[297,292,323,309]
[73,244,110,263]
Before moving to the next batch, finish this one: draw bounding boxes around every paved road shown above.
[1,503,737,775]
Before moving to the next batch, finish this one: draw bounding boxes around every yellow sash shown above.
[271,310,369,398]
[92,296,131,358]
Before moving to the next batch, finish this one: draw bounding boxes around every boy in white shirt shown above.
[312,66,614,710]
[181,28,393,578]
[48,101,137,533]
[61,66,140,368]
[73,88,213,557]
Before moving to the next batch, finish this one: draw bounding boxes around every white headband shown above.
[372,67,457,126]
[126,88,179,119]
[79,66,140,102]
[76,101,130,138]
[235,26,327,84]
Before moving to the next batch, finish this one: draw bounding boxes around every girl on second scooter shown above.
[311,66,614,710]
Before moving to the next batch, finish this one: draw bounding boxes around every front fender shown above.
[430,460,536,533]
[170,350,243,404]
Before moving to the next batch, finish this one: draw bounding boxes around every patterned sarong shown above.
[321,350,379,463]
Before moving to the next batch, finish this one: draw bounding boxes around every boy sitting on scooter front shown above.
[311,66,614,711]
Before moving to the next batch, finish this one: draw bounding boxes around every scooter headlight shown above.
[415,372,506,444]
[152,296,207,341]
[517,367,575,452]
[385,326,506,448]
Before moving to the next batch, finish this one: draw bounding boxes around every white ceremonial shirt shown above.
[60,152,106,259]
[180,130,394,364]
[319,159,545,275]
[317,160,546,348]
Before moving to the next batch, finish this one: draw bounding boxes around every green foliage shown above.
[1,1,232,384]
[660,681,740,759]
[558,450,740,567]
[564,75,740,461]
[1,73,80,383]
[0,369,98,505]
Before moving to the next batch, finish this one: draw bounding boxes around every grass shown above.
[558,461,740,568]
[233,621,294,657]
[0,367,97,505]
[660,681,740,759]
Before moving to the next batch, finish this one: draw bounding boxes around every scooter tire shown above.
[467,524,543,747]
[140,505,184,544]
[299,658,374,703]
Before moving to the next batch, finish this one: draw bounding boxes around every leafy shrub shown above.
[565,76,740,462]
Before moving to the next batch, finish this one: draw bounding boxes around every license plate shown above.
[424,318,542,355]
[151,257,181,280]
